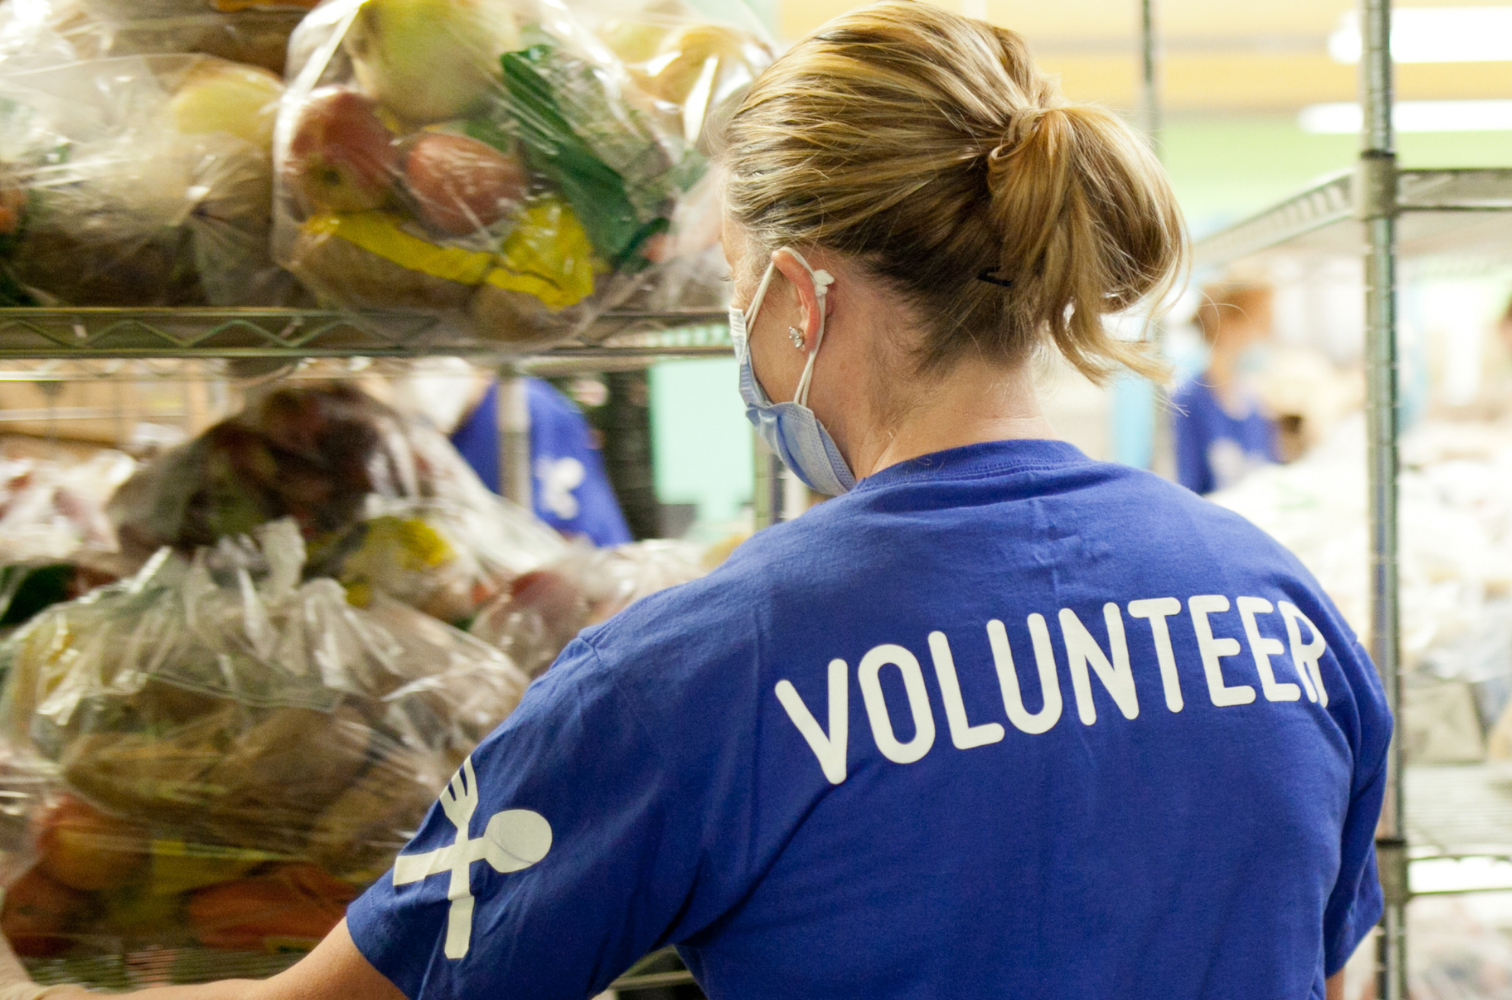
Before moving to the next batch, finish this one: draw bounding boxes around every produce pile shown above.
[0,383,712,957]
[0,0,769,343]
[0,521,531,956]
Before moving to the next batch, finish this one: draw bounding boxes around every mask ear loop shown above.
[791,261,835,409]
[742,261,781,335]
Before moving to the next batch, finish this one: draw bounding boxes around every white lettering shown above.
[1236,597,1300,702]
[1278,602,1329,707]
[1127,597,1184,712]
[1059,604,1139,725]
[775,659,849,784]
[989,618,1063,735]
[1188,595,1256,707]
[858,644,937,764]
[927,632,1006,750]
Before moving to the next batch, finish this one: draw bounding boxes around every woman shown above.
[1174,280,1279,494]
[0,3,1388,999]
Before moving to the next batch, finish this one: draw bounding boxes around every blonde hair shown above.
[720,0,1187,382]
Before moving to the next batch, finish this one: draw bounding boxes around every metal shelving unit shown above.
[1190,0,1512,994]
[0,302,726,994]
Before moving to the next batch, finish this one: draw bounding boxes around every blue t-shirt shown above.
[450,379,632,546]
[348,439,1390,1000]
[1173,377,1278,495]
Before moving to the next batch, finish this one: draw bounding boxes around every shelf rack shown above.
[0,303,729,994]
[1188,0,1512,991]
[1195,167,1512,270]
[0,307,733,363]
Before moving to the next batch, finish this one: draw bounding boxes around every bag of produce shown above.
[0,52,293,308]
[272,0,712,349]
[0,520,530,956]
[576,0,771,314]
[0,0,311,75]
[0,452,137,630]
[311,496,565,625]
[470,538,706,677]
[577,0,773,150]
[109,382,565,624]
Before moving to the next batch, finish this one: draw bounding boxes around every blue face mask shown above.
[728,249,857,496]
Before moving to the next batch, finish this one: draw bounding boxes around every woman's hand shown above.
[0,921,405,1000]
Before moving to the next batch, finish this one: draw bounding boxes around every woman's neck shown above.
[847,362,1056,480]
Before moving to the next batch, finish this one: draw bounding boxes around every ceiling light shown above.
[1329,8,1512,63]
[1299,99,1512,133]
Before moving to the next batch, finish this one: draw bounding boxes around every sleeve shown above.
[1322,641,1393,976]
[526,379,632,547]
[346,638,705,999]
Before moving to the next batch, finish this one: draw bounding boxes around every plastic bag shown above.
[272,0,711,349]
[0,452,136,629]
[564,0,771,314]
[470,538,706,677]
[310,497,565,625]
[0,52,292,308]
[109,383,565,623]
[0,520,530,955]
[577,0,773,149]
[0,0,309,75]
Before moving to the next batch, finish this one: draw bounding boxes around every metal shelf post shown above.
[1357,0,1405,994]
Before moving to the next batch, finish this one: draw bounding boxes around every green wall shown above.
[1165,114,1512,238]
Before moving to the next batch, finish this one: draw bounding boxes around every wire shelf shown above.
[0,308,732,362]
[1193,168,1512,270]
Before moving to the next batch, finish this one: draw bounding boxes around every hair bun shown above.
[988,107,1060,165]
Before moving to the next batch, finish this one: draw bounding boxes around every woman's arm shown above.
[1325,969,1344,1000]
[0,922,405,1000]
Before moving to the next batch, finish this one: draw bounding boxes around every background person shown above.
[1173,280,1280,494]
[0,5,1387,1000]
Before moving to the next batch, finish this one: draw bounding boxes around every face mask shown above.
[728,248,857,496]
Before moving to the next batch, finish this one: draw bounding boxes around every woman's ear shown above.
[770,249,825,355]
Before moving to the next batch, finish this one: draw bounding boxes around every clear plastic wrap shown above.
[310,497,565,625]
[0,51,292,308]
[470,538,706,677]
[108,382,565,623]
[0,452,137,629]
[0,520,530,956]
[272,0,724,348]
[576,0,773,150]
[575,0,772,313]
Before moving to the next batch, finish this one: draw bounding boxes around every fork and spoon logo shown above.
[393,756,553,959]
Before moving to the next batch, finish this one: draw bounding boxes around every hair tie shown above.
[977,268,1013,288]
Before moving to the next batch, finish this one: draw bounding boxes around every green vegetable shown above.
[484,39,697,272]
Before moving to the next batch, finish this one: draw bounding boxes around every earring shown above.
[788,326,806,350]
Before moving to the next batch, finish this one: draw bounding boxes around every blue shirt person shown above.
[1173,281,1279,495]
[450,378,632,547]
[0,7,1389,1000]
[349,441,1389,1000]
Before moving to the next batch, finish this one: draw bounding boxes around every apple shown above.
[405,133,527,236]
[284,88,399,214]
[168,60,285,152]
[0,185,25,237]
[1,868,92,958]
[33,794,150,893]
[343,0,519,125]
